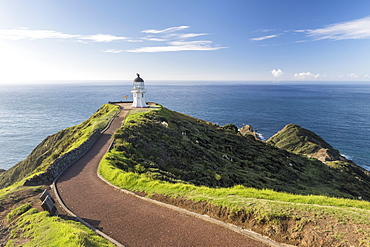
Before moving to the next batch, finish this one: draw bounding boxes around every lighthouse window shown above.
[142,94,144,97]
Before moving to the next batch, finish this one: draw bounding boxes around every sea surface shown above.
[1,82,370,171]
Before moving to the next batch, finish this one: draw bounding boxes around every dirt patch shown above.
[148,193,368,247]
[0,186,46,246]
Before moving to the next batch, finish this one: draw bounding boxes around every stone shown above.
[239,125,260,140]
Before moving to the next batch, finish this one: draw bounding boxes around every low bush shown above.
[106,106,370,200]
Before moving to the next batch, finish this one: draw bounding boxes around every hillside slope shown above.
[108,106,370,200]
[0,104,119,189]
[267,123,345,162]
[267,123,370,198]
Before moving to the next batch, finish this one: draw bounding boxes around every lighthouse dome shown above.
[134,73,144,82]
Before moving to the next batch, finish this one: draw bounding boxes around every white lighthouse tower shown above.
[131,73,148,108]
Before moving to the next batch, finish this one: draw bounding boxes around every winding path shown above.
[55,103,271,247]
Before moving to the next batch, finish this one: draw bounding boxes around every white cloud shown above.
[143,37,168,42]
[176,33,208,39]
[294,72,320,79]
[251,34,279,41]
[104,49,125,53]
[142,26,189,34]
[1,26,225,54]
[126,39,144,43]
[252,16,370,44]
[151,32,209,41]
[127,25,224,53]
[0,28,78,40]
[347,73,359,78]
[306,16,370,40]
[141,26,208,42]
[79,34,129,42]
[271,69,283,78]
[258,29,277,33]
[0,28,132,43]
[294,40,309,43]
[126,41,226,53]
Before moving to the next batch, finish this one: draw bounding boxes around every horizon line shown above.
[1,79,370,86]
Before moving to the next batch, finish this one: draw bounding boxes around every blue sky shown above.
[1,0,370,83]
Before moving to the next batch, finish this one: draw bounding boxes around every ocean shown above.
[1,82,370,171]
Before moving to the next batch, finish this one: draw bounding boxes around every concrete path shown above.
[55,103,269,247]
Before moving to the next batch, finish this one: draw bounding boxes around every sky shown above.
[1,0,370,83]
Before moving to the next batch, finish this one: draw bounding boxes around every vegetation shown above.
[3,103,370,246]
[0,185,108,246]
[100,161,370,209]
[99,107,370,245]
[100,158,370,246]
[267,123,343,161]
[0,104,119,189]
[6,203,33,222]
[5,203,115,247]
[0,104,121,246]
[267,123,370,200]
[105,106,370,200]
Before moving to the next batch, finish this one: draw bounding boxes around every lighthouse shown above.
[131,73,148,108]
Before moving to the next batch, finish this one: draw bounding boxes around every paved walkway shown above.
[55,103,269,247]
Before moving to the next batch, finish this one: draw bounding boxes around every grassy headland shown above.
[0,104,119,246]
[0,104,119,189]
[99,105,370,246]
[3,102,370,246]
[104,106,370,199]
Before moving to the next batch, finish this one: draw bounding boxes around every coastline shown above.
[1,83,369,171]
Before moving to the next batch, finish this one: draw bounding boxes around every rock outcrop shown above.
[239,124,261,140]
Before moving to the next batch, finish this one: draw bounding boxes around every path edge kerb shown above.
[51,104,125,247]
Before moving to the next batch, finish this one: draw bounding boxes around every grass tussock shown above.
[5,204,115,247]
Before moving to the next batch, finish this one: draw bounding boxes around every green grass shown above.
[0,104,120,246]
[267,123,341,158]
[6,204,115,247]
[107,106,370,200]
[99,106,370,244]
[0,104,120,189]
[6,203,33,222]
[0,184,42,202]
[99,160,370,228]
[100,159,370,208]
[65,104,120,152]
[0,184,115,246]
